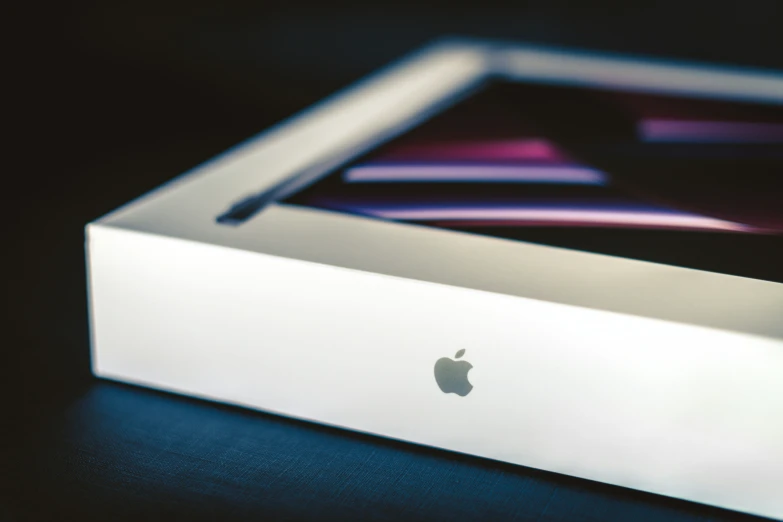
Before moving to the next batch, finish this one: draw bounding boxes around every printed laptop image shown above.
[284,79,783,283]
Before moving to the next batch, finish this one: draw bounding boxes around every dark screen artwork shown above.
[284,80,783,283]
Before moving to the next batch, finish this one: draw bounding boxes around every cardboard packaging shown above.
[87,40,783,519]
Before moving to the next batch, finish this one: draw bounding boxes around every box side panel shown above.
[88,225,783,519]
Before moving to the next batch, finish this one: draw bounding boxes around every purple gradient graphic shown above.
[639,119,783,143]
[375,139,570,162]
[343,164,607,184]
[339,205,754,232]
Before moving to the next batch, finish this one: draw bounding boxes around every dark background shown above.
[5,2,783,521]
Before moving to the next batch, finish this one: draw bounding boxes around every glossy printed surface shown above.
[286,80,783,282]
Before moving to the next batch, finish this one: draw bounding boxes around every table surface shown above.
[6,3,783,520]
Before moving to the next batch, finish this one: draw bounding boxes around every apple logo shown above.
[434,349,473,396]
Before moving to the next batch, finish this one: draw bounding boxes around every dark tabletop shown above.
[5,2,783,520]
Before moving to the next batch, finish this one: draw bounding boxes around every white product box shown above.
[86,40,783,519]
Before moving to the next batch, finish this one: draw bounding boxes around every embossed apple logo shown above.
[434,349,473,396]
